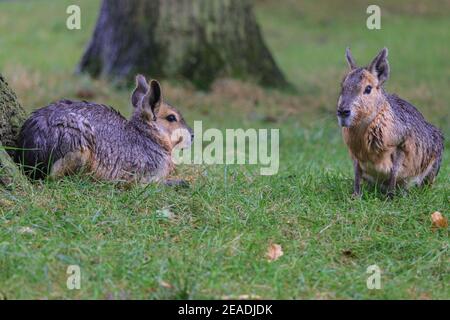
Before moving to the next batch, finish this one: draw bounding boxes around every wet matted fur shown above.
[337,48,444,197]
[15,75,193,184]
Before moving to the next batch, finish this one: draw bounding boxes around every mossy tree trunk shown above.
[0,74,25,149]
[78,0,288,89]
[0,74,29,189]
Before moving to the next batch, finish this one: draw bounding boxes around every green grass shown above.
[0,0,449,299]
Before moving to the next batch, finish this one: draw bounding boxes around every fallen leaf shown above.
[266,243,283,262]
[431,211,448,229]
[156,208,175,220]
[76,88,95,99]
[0,198,14,208]
[238,294,262,300]
[17,226,36,235]
[222,294,262,300]
[159,280,173,289]
[342,249,356,258]
[262,115,278,123]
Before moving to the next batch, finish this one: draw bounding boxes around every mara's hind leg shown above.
[422,157,442,186]
[16,110,96,180]
[49,149,92,179]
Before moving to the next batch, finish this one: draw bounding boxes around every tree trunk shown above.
[0,74,26,149]
[0,74,29,189]
[78,0,288,89]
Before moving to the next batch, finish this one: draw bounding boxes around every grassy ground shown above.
[0,0,449,299]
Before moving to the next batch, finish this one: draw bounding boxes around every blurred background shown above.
[1,0,449,130]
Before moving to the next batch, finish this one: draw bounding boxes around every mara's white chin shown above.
[338,117,351,127]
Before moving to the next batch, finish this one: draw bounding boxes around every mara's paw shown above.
[164,179,190,188]
[386,191,395,199]
[351,191,362,199]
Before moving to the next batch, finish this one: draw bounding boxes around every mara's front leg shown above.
[387,148,405,198]
[164,179,189,188]
[352,159,362,198]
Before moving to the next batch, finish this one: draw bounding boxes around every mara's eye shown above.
[166,114,177,122]
[364,85,372,94]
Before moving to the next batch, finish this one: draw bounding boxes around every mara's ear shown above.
[345,47,357,70]
[131,74,150,108]
[368,47,390,85]
[142,79,162,120]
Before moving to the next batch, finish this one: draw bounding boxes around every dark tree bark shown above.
[78,0,288,89]
[0,74,26,148]
[0,74,29,189]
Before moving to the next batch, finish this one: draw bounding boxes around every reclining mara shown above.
[15,75,193,185]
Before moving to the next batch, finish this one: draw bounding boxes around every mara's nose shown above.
[337,109,351,118]
[191,134,194,140]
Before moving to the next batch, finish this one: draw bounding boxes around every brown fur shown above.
[15,75,193,185]
[338,48,444,196]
